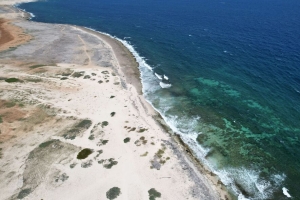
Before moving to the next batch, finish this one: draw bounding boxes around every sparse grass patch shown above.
[95,150,103,158]
[84,75,91,79]
[0,116,2,123]
[5,78,21,83]
[5,101,16,108]
[39,140,56,148]
[97,139,109,146]
[111,72,116,76]
[106,187,121,200]
[134,136,148,146]
[17,188,32,199]
[148,188,161,200]
[18,103,25,108]
[29,64,46,69]
[60,77,68,80]
[77,148,93,160]
[88,134,95,140]
[101,71,109,74]
[25,78,42,83]
[91,73,96,76]
[72,71,85,78]
[61,69,73,76]
[81,159,93,168]
[156,149,165,158]
[103,158,118,169]
[55,173,69,182]
[129,127,136,132]
[140,152,148,157]
[137,128,148,133]
[150,145,168,169]
[124,137,130,143]
[70,163,77,168]
[110,112,116,117]
[63,119,92,140]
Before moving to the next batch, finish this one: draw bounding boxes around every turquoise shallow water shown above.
[19,0,300,199]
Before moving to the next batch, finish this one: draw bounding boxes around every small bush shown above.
[88,134,95,140]
[124,137,130,143]
[110,112,116,117]
[106,187,121,200]
[77,148,93,160]
[148,188,161,200]
[5,78,20,83]
[140,152,148,157]
[84,75,91,79]
[76,119,92,129]
[137,128,148,133]
[102,121,109,127]
[29,64,46,69]
[110,96,115,99]
[72,71,85,78]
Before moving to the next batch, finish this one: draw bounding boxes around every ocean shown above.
[18,0,300,199]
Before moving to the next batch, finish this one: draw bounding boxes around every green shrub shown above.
[77,148,93,159]
[124,137,130,143]
[5,78,20,83]
[106,187,121,200]
[148,188,161,200]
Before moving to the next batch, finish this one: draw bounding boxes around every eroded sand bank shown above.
[0,4,230,200]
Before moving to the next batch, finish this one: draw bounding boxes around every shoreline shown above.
[0,3,232,200]
[75,25,233,200]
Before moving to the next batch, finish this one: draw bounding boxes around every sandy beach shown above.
[0,3,230,200]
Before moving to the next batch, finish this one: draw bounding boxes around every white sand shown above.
[0,4,229,200]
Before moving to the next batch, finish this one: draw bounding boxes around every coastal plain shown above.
[0,3,228,200]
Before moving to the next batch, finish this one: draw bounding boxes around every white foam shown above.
[282,187,292,198]
[29,12,35,18]
[79,27,287,200]
[155,73,162,80]
[16,7,35,18]
[159,82,172,88]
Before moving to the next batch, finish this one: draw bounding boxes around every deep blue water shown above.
[19,0,300,199]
